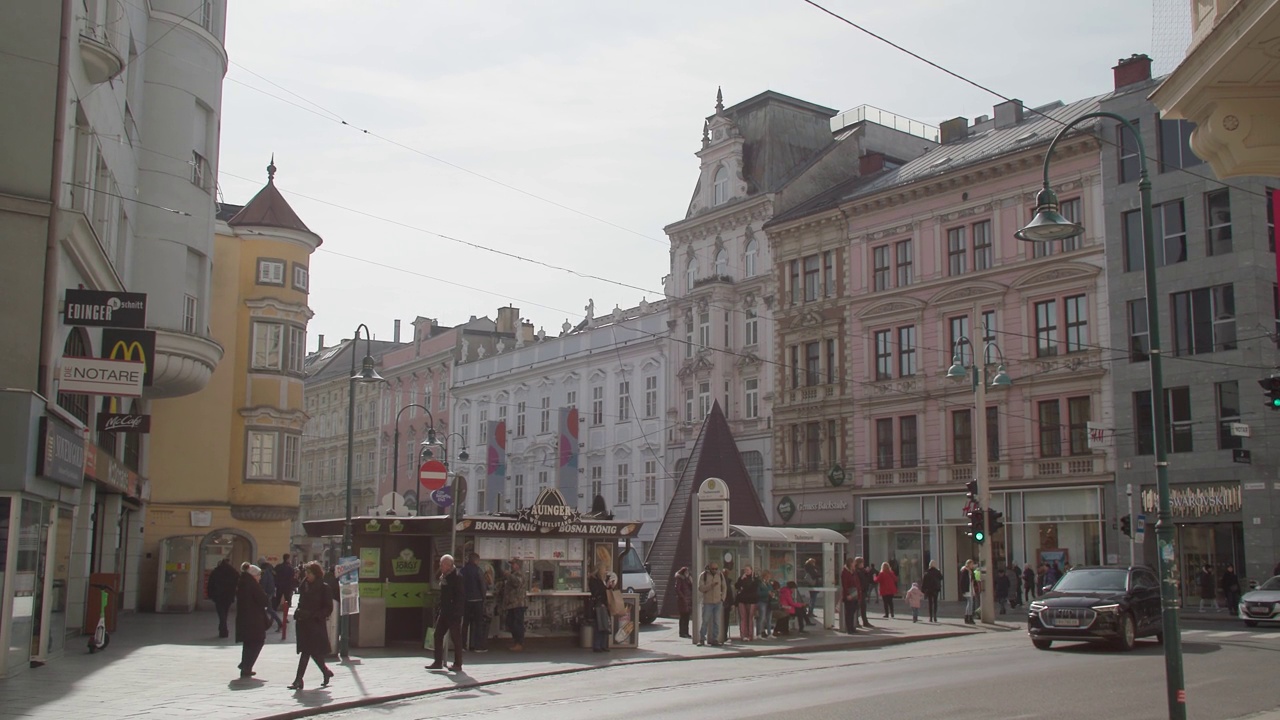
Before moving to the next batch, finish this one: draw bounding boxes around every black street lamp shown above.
[340,324,383,659]
[389,404,436,516]
[1015,111,1186,720]
[423,431,469,554]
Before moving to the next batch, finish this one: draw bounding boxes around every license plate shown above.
[1055,618,1079,627]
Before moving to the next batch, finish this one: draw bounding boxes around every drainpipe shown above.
[39,0,74,399]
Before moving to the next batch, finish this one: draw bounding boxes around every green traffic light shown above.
[974,531,985,542]
[1272,397,1280,408]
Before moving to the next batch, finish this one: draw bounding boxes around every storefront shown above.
[774,489,856,537]
[861,486,1104,600]
[1139,482,1245,605]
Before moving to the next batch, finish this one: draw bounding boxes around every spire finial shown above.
[702,119,710,143]
[267,154,277,182]
[715,86,723,113]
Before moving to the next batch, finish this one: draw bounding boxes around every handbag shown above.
[423,626,436,649]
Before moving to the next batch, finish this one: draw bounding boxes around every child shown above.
[904,581,924,623]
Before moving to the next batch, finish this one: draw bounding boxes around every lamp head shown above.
[989,364,1013,388]
[353,355,384,383]
[946,356,968,381]
[458,449,470,462]
[427,427,437,445]
[1015,187,1084,243]
[420,440,434,460]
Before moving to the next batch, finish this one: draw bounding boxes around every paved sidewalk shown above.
[0,608,985,720]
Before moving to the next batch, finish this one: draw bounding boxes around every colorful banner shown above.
[557,406,580,504]
[484,419,506,513]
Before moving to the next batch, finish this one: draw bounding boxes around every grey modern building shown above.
[1101,55,1280,594]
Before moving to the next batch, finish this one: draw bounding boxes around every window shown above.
[790,260,801,304]
[591,385,604,425]
[900,416,918,468]
[698,382,710,419]
[981,310,996,363]
[1172,284,1235,355]
[616,464,629,504]
[947,226,967,276]
[790,425,802,470]
[826,339,837,384]
[805,341,820,386]
[895,239,913,287]
[1064,295,1088,353]
[713,166,729,206]
[744,239,758,277]
[1067,396,1091,455]
[986,407,1000,461]
[698,311,710,348]
[1134,391,1154,456]
[1158,117,1203,171]
[1217,381,1242,450]
[897,325,916,377]
[183,294,198,333]
[803,255,821,301]
[949,316,971,366]
[745,378,759,418]
[1122,209,1144,272]
[789,345,800,389]
[1038,400,1062,458]
[1119,119,1140,183]
[288,326,305,373]
[192,151,210,190]
[684,318,694,358]
[824,250,836,297]
[874,330,893,380]
[248,431,277,479]
[714,249,728,277]
[826,419,838,466]
[1034,300,1058,357]
[566,390,576,409]
[1270,188,1276,253]
[872,246,890,291]
[805,421,821,471]
[618,381,630,421]
[875,418,894,469]
[292,264,309,292]
[644,376,657,418]
[252,322,283,369]
[1205,189,1232,256]
[723,311,730,347]
[283,434,301,481]
[539,396,551,434]
[972,220,993,270]
[951,410,972,464]
[516,401,526,436]
[1059,198,1082,252]
[1128,299,1150,362]
[643,460,657,504]
[684,388,694,422]
[1168,387,1193,452]
[744,308,758,346]
[514,474,525,508]
[741,451,765,499]
[686,258,696,292]
[1156,200,1187,266]
[257,259,285,285]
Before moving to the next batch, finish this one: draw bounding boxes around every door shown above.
[155,537,197,613]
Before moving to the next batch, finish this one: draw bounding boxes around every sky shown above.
[218,1,1165,347]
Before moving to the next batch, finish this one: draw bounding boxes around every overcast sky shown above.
[218,1,1161,347]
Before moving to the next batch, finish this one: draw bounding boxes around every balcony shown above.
[947,462,1004,484]
[868,468,923,487]
[780,383,841,407]
[1025,454,1103,478]
[145,328,224,399]
[692,274,735,289]
[79,24,124,84]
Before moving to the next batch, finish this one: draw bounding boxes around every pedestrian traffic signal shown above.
[967,507,986,543]
[965,479,979,502]
[1260,376,1280,409]
[987,508,1005,536]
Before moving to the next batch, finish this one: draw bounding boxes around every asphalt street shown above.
[330,621,1280,720]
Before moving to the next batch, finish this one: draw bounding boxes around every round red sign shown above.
[418,459,448,491]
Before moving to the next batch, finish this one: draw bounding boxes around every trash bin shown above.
[579,623,593,649]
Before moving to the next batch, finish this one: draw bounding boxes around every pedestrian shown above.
[960,559,977,625]
[1198,563,1217,613]
[780,580,809,632]
[588,566,610,652]
[1221,564,1241,616]
[460,553,488,652]
[1024,563,1037,600]
[905,582,924,623]
[801,558,821,620]
[696,561,724,646]
[1008,564,1022,609]
[1036,563,1048,594]
[875,561,898,618]
[500,559,528,651]
[235,564,269,678]
[735,566,759,642]
[274,554,296,611]
[426,554,466,672]
[854,556,874,628]
[207,558,238,638]
[973,564,984,617]
[673,567,693,638]
[922,560,942,623]
[257,557,281,631]
[721,567,736,644]
[994,567,1010,615]
[288,561,334,690]
[840,558,859,634]
[756,570,775,638]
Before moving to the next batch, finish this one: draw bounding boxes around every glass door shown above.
[156,537,197,613]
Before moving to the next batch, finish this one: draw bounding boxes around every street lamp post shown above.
[424,432,469,555]
[946,331,1012,625]
[341,324,385,659]
[390,404,436,515]
[1015,111,1185,720]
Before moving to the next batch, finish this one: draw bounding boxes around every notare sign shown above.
[59,357,144,396]
[63,289,147,329]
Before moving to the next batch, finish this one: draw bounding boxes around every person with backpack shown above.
[274,554,296,611]
[207,558,238,639]
[288,561,334,690]
[256,557,280,631]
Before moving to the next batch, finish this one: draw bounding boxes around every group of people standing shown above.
[428,553,530,672]
[675,562,815,645]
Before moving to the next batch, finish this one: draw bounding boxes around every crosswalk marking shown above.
[1182,628,1280,640]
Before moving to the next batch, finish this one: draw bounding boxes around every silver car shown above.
[1240,575,1280,627]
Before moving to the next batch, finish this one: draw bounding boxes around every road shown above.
[326,621,1280,720]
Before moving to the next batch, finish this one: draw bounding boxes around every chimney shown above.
[939,117,968,145]
[859,151,885,175]
[1113,53,1153,90]
[393,319,401,343]
[317,334,325,352]
[496,306,520,335]
[993,99,1024,129]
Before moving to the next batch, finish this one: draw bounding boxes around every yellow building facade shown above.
[140,162,320,611]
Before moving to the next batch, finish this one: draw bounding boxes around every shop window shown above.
[1216,381,1242,450]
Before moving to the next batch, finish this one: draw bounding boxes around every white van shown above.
[619,542,658,624]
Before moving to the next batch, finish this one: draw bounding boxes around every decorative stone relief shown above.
[231,505,299,522]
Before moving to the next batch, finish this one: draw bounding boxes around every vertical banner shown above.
[336,556,360,616]
[485,419,506,513]
[557,406,580,504]
[1272,189,1279,292]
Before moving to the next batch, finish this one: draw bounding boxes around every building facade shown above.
[0,0,227,674]
[768,90,1114,599]
[451,302,670,552]
[1103,56,1280,591]
[142,165,320,612]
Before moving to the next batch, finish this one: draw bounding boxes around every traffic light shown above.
[967,507,987,543]
[965,479,979,502]
[1260,376,1280,410]
[1120,514,1132,537]
[987,508,1005,536]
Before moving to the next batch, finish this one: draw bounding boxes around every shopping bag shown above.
[423,626,435,649]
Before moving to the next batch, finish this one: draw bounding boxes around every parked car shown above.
[618,543,658,625]
[1239,575,1280,627]
[1027,565,1163,651]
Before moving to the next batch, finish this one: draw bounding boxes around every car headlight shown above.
[1092,604,1120,614]
[1029,601,1046,612]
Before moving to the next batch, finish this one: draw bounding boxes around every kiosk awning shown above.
[727,524,850,544]
[303,515,451,537]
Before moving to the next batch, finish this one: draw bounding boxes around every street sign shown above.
[431,487,453,508]
[418,459,447,490]
[58,357,145,396]
[1134,513,1146,544]
[1230,422,1251,438]
[1233,448,1252,465]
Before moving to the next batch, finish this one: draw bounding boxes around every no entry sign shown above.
[419,459,448,491]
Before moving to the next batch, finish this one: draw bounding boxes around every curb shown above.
[256,629,976,720]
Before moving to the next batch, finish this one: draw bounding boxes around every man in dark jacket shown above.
[274,554,296,610]
[427,554,466,672]
[460,553,488,652]
[207,558,238,638]
[257,557,280,631]
[840,558,859,634]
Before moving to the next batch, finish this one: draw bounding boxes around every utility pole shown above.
[1127,484,1136,565]
[974,363,995,624]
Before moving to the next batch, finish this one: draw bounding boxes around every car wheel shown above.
[1244,620,1258,628]
[640,612,657,625]
[1114,613,1137,651]
[1032,638,1052,650]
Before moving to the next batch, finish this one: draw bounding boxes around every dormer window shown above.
[713,166,729,206]
[686,258,697,291]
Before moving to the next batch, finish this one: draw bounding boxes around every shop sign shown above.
[101,328,155,386]
[392,548,423,576]
[1142,484,1241,518]
[97,413,151,433]
[797,498,850,512]
[359,548,380,578]
[335,557,361,583]
[63,289,147,328]
[94,445,137,495]
[776,495,796,522]
[365,519,382,532]
[519,487,581,529]
[37,416,85,487]
[454,516,641,538]
[59,357,144,396]
[827,463,846,487]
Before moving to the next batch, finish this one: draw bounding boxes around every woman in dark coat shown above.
[289,561,334,690]
[921,560,943,623]
[673,567,693,638]
[235,564,269,678]
[1221,564,1242,616]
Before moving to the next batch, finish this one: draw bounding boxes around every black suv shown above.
[1027,565,1163,651]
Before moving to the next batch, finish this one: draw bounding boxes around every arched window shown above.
[744,239,758,277]
[58,328,90,424]
[713,166,729,206]
[686,258,697,291]
[714,249,728,277]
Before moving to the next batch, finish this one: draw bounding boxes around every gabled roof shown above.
[228,158,313,234]
[304,338,407,383]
